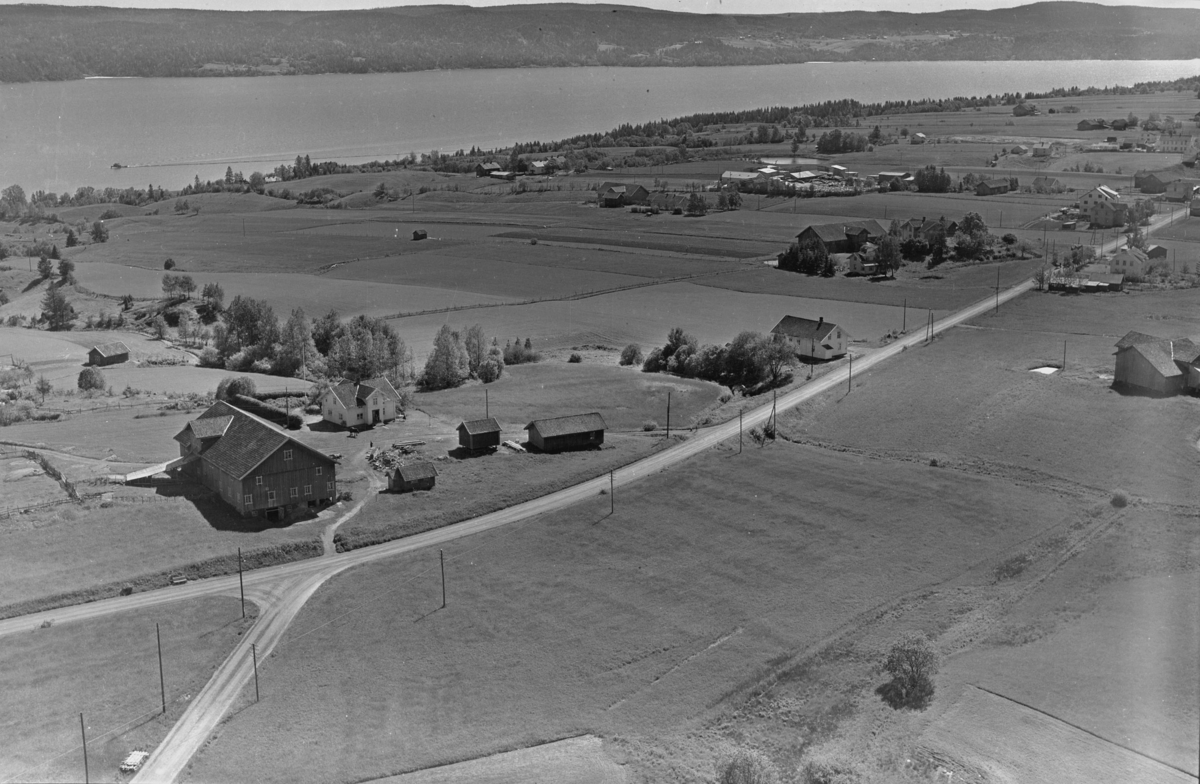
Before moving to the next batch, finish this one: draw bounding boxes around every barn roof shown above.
[845,219,889,238]
[1115,331,1164,349]
[174,415,233,443]
[91,341,130,357]
[1132,342,1185,379]
[799,223,850,243]
[478,162,501,170]
[396,462,438,482]
[458,417,501,435]
[180,401,331,480]
[525,412,606,437]
[770,315,838,342]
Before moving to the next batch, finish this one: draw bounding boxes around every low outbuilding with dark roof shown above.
[174,400,337,518]
[1113,331,1200,395]
[390,462,437,493]
[457,417,502,452]
[88,341,130,366]
[525,413,606,453]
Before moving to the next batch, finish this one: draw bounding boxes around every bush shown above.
[215,376,257,400]
[619,344,643,366]
[503,337,541,366]
[1111,489,1129,508]
[287,409,304,430]
[568,353,582,363]
[98,209,123,221]
[197,346,221,367]
[880,633,938,710]
[716,748,780,784]
[163,258,175,270]
[77,366,106,391]
[641,347,665,373]
[642,419,658,431]
[801,751,863,784]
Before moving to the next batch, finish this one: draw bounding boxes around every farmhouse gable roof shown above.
[326,377,400,409]
[770,315,838,342]
[180,401,331,480]
[799,223,849,243]
[91,341,130,357]
[396,462,438,482]
[457,417,502,436]
[525,412,606,437]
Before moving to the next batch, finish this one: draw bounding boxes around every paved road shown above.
[0,277,1033,783]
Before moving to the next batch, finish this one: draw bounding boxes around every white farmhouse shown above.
[320,377,403,429]
[769,315,849,360]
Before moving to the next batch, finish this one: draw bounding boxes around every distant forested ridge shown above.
[2,1,1200,83]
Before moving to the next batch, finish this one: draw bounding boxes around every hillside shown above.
[2,2,1199,83]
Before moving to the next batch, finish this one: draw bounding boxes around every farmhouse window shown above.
[290,487,298,499]
[315,467,322,476]
[327,482,334,492]
[244,494,253,505]
[284,449,293,461]
[267,491,277,504]
[255,476,263,486]
[304,485,312,496]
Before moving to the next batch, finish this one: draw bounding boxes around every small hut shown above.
[456,417,502,452]
[390,462,437,493]
[88,341,130,366]
[412,229,428,241]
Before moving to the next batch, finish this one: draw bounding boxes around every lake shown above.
[2,59,1198,194]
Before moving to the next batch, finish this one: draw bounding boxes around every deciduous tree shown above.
[77,366,106,391]
[421,324,469,390]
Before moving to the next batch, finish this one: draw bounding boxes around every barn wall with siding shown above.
[1114,349,1181,395]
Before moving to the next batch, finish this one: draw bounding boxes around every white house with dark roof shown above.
[320,377,403,428]
[770,316,848,360]
[1109,247,1150,277]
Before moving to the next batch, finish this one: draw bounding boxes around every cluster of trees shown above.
[161,273,197,299]
[777,237,835,276]
[814,128,870,154]
[420,324,506,390]
[642,327,794,391]
[912,165,953,193]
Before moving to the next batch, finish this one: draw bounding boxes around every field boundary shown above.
[970,685,1198,778]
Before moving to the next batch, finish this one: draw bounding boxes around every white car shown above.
[120,750,150,773]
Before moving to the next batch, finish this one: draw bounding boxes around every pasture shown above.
[0,596,257,784]
[182,440,1079,784]
[784,286,1200,504]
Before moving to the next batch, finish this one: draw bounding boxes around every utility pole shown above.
[902,298,907,333]
[771,389,777,438]
[80,713,89,784]
[665,391,671,438]
[995,265,1000,313]
[739,410,743,454]
[238,547,245,619]
[1063,340,1067,372]
[439,549,446,609]
[485,389,489,419]
[251,643,260,702]
[847,353,853,392]
[609,470,614,515]
[156,623,167,715]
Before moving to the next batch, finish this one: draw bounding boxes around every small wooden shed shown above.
[88,341,130,366]
[457,417,502,452]
[524,413,606,453]
[412,229,428,241]
[391,462,437,493]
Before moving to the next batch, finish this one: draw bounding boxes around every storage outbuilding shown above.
[524,413,606,453]
[391,462,438,493]
[88,341,130,366]
[457,417,502,452]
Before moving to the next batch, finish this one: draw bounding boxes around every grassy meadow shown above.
[0,596,257,784]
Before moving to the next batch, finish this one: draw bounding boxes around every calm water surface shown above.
[2,60,1198,193]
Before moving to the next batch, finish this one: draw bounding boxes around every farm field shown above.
[413,362,723,433]
[786,287,1200,504]
[0,595,257,784]
[71,262,515,322]
[1147,213,1200,243]
[182,440,1081,784]
[699,256,1043,312]
[386,281,911,365]
[1,451,69,510]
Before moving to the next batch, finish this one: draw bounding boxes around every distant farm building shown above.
[1077,119,1108,131]
[1165,180,1199,202]
[1012,103,1037,117]
[390,462,437,493]
[1032,176,1063,193]
[1109,247,1149,277]
[88,341,130,366]
[174,401,337,519]
[975,179,1011,196]
[457,417,502,452]
[320,377,403,429]
[1145,245,1168,261]
[598,182,649,207]
[524,413,606,453]
[1110,118,1129,131]
[475,162,502,177]
[720,171,763,189]
[876,171,911,187]
[1114,331,1200,395]
[797,220,889,254]
[412,229,428,241]
[1134,171,1173,194]
[1090,200,1129,229]
[770,315,848,361]
[1010,144,1030,155]
[840,249,878,276]
[1159,135,1197,155]
[910,132,927,144]
[1032,146,1051,158]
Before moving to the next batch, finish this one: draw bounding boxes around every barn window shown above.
[283,449,293,461]
[315,466,323,476]
[267,491,277,504]
[255,476,262,486]
[304,485,312,496]
[290,487,298,499]
[326,482,333,492]
[244,494,253,505]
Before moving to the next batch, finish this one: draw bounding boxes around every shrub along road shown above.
[0,276,1036,784]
